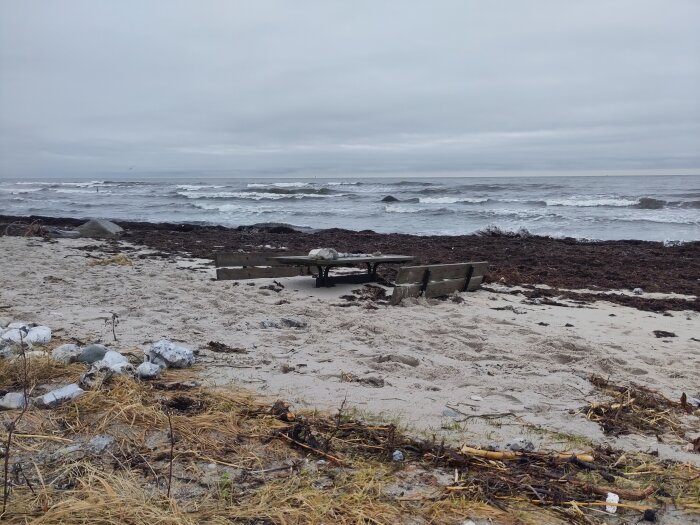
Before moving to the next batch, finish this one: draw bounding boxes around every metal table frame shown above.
[269,255,416,287]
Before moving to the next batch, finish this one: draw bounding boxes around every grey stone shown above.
[0,392,29,410]
[0,318,9,329]
[35,384,85,408]
[505,437,535,452]
[146,339,195,368]
[47,228,80,239]
[392,450,404,461]
[261,318,307,329]
[76,219,123,238]
[87,435,115,453]
[51,344,83,364]
[633,287,644,295]
[381,195,400,202]
[442,408,459,418]
[77,344,110,364]
[377,354,420,367]
[136,361,162,379]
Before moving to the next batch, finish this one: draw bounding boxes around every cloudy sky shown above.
[0,1,698,178]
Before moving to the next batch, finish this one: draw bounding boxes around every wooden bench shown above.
[215,252,311,280]
[390,261,488,305]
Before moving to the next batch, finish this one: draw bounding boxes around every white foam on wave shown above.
[179,190,332,200]
[419,197,488,204]
[247,182,311,189]
[546,197,638,207]
[176,184,226,190]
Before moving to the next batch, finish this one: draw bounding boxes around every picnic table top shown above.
[269,255,416,265]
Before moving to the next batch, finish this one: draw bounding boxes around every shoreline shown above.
[2,213,699,312]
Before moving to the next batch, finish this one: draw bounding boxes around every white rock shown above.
[8,322,30,329]
[0,318,10,329]
[632,288,644,295]
[35,384,85,408]
[26,326,51,344]
[76,219,123,238]
[136,361,163,379]
[0,392,29,410]
[147,339,195,368]
[308,248,339,260]
[605,492,619,513]
[51,344,83,364]
[1,328,25,344]
[94,350,133,374]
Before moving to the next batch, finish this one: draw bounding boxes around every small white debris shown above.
[605,492,619,514]
[470,395,484,402]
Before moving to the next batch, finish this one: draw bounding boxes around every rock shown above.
[633,288,644,295]
[87,435,115,453]
[377,354,420,367]
[79,367,113,389]
[392,450,404,461]
[46,227,80,239]
[8,321,30,329]
[35,384,85,408]
[0,392,29,410]
[1,328,26,344]
[505,437,535,452]
[653,330,677,338]
[261,318,307,329]
[0,347,13,360]
[51,343,83,364]
[280,318,307,328]
[77,344,110,364]
[442,408,458,418]
[146,339,195,368]
[381,195,399,202]
[76,219,123,238]
[136,361,163,379]
[308,248,339,260]
[94,350,133,374]
[26,326,52,344]
[0,318,9,329]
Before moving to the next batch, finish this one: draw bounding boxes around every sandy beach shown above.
[2,230,698,468]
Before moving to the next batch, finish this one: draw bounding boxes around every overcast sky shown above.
[0,1,698,178]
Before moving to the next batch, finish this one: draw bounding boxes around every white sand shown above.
[2,236,698,464]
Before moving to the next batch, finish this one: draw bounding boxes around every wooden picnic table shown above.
[269,255,416,287]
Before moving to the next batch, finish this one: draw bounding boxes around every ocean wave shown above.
[679,200,700,209]
[545,198,639,207]
[386,180,435,186]
[384,205,455,215]
[241,186,336,196]
[55,188,112,194]
[419,197,488,204]
[176,184,226,190]
[327,181,363,186]
[177,190,335,201]
[247,182,311,189]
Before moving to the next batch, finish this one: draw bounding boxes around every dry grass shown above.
[1,361,699,524]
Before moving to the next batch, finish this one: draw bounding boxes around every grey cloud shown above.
[0,0,698,177]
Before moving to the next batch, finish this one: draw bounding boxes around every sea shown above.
[1,175,699,242]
